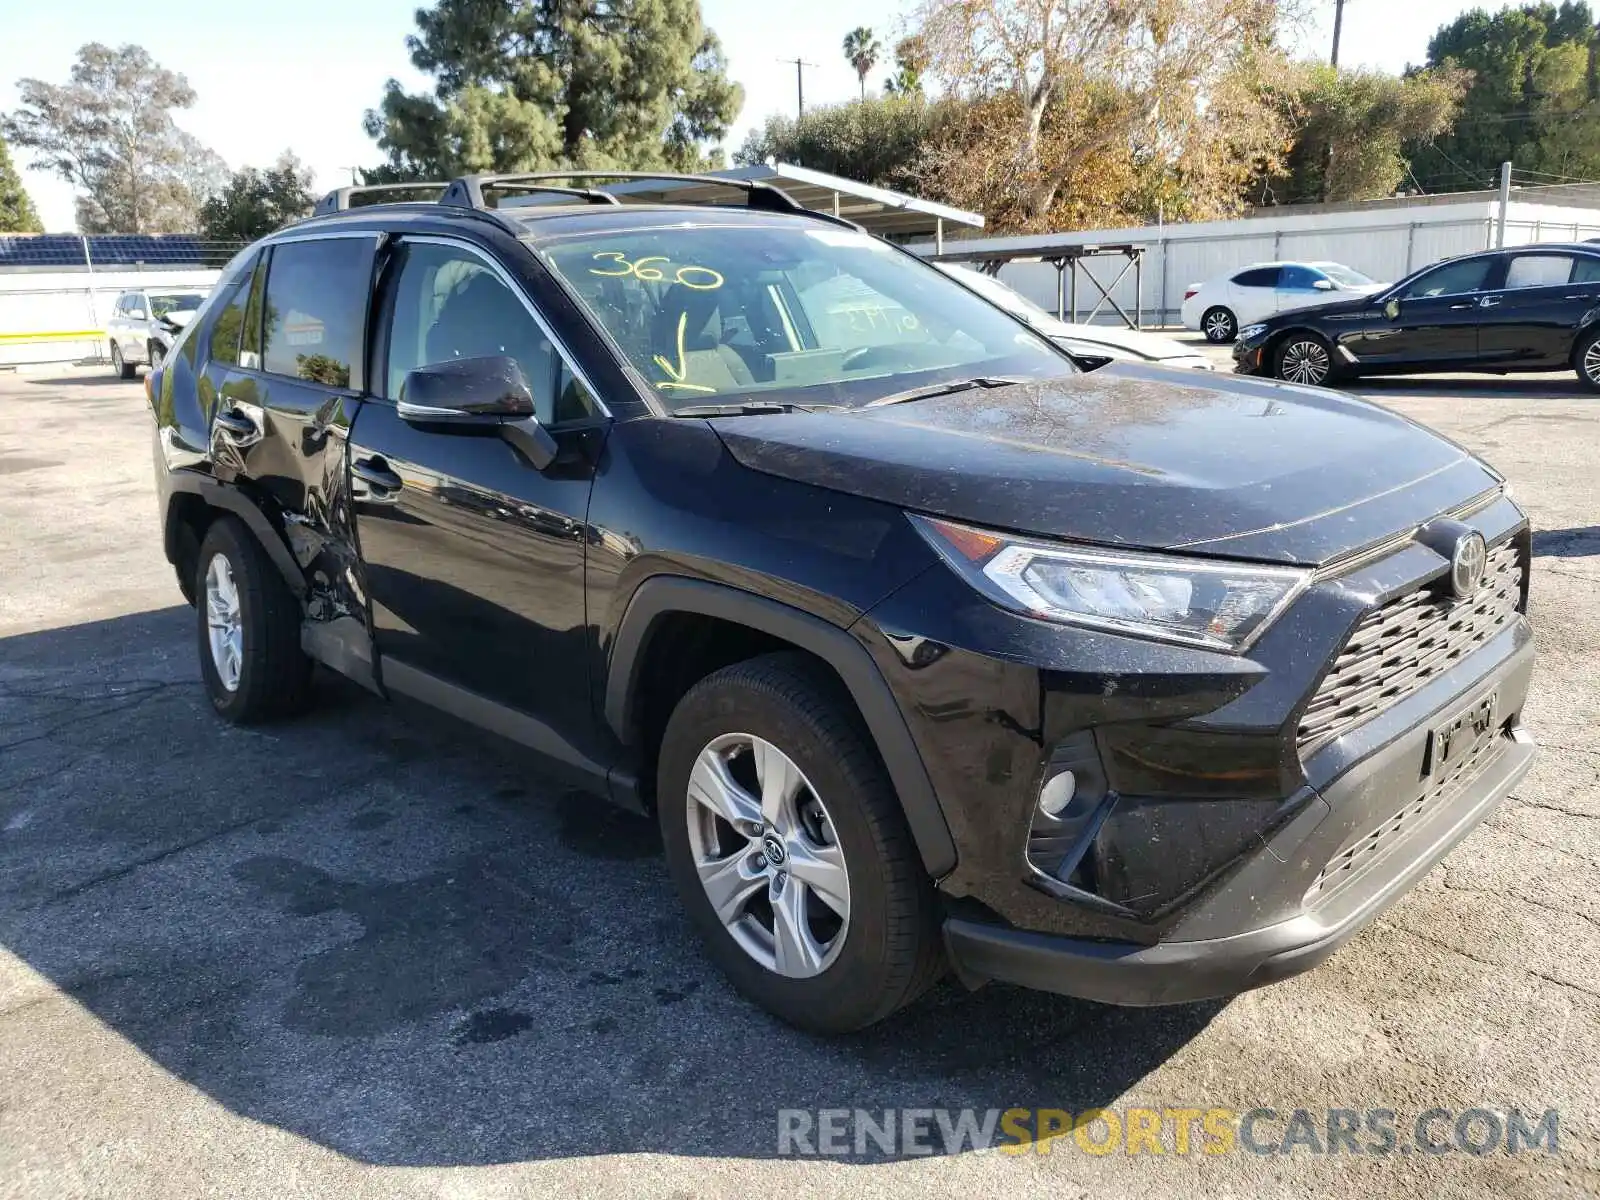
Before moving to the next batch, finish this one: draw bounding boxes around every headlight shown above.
[910,515,1310,652]
[1239,323,1269,341]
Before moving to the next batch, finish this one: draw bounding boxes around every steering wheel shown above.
[841,345,904,371]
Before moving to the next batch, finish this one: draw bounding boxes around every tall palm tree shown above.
[843,27,882,101]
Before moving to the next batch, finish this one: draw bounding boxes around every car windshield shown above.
[538,224,1073,410]
[1314,264,1374,287]
[149,293,204,318]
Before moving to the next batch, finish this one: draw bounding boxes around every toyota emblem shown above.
[761,833,788,867]
[1450,532,1487,600]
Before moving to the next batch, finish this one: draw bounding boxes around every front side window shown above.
[1278,265,1324,290]
[1503,255,1575,289]
[1317,264,1375,287]
[260,238,373,388]
[384,240,593,424]
[206,272,252,368]
[537,224,1068,410]
[1400,257,1494,300]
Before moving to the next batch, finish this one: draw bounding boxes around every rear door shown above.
[348,234,608,761]
[201,233,376,620]
[1354,255,1499,367]
[1229,266,1282,325]
[1476,252,1597,368]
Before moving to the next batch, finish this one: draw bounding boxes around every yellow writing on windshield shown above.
[653,310,715,393]
[590,252,724,291]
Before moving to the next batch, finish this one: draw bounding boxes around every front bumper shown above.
[943,641,1535,1005]
[1232,339,1269,374]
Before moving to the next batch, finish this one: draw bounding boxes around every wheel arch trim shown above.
[162,471,307,600]
[604,576,958,878]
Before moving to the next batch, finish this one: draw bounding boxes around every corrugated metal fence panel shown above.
[0,268,221,366]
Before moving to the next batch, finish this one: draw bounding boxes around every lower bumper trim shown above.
[944,727,1535,1007]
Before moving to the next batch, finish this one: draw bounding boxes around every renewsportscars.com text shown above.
[776,1106,1560,1158]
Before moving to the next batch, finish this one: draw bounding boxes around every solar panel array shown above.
[0,235,245,269]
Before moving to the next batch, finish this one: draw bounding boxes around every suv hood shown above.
[711,365,1499,566]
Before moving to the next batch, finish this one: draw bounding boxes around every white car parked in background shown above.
[106,289,207,378]
[1180,261,1385,343]
[935,263,1214,370]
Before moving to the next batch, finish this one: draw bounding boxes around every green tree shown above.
[0,134,43,232]
[1415,3,1600,190]
[883,35,929,95]
[843,27,883,100]
[2,43,225,232]
[364,0,744,179]
[198,153,316,242]
[734,94,951,188]
[1267,64,1468,204]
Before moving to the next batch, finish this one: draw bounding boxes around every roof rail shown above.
[312,182,450,216]
[440,171,807,215]
[481,182,623,207]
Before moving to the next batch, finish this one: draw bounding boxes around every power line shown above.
[776,58,818,118]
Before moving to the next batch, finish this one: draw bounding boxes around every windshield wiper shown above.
[864,376,1030,409]
[670,400,841,418]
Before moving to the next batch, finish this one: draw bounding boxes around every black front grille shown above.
[1305,726,1509,906]
[1297,539,1525,756]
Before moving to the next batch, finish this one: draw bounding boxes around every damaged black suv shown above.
[147,173,1535,1032]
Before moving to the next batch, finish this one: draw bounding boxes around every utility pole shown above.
[1331,0,1346,66]
[777,58,818,117]
[1496,160,1512,247]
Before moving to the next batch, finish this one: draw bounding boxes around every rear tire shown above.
[1201,306,1237,343]
[194,517,312,723]
[1573,327,1600,393]
[657,653,944,1032]
[111,343,136,379]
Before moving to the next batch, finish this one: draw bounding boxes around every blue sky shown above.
[0,0,1520,231]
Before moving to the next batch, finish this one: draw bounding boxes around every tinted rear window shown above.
[1232,267,1281,288]
[261,238,374,388]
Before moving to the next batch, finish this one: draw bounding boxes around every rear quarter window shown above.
[1232,267,1281,288]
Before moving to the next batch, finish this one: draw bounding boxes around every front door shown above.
[1353,255,1500,367]
[348,236,607,759]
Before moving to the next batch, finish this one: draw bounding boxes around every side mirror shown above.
[1384,298,1401,321]
[1313,279,1335,291]
[398,354,557,469]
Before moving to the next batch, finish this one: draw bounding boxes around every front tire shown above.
[1574,327,1600,393]
[1201,306,1237,343]
[1274,333,1336,386]
[194,517,312,723]
[111,343,136,379]
[148,341,165,372]
[657,653,944,1032]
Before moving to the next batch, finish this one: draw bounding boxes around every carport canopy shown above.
[498,161,984,245]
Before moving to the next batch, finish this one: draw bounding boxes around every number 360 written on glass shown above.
[589,253,724,290]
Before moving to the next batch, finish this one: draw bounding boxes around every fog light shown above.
[1038,769,1077,817]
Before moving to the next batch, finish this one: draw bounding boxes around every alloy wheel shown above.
[205,553,244,692]
[1280,339,1331,385]
[685,732,850,978]
[1203,309,1235,342]
[1583,339,1600,386]
[110,345,123,374]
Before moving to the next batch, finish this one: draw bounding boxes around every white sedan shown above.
[935,264,1214,370]
[1179,262,1384,343]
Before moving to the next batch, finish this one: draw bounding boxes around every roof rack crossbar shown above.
[313,182,451,216]
[488,182,623,206]
[440,171,806,215]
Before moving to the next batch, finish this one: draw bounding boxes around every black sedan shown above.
[1234,244,1600,390]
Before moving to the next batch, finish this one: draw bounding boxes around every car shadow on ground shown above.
[1347,375,1588,399]
[1533,526,1600,558]
[0,607,1223,1166]
[17,372,140,388]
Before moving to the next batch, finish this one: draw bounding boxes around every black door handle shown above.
[352,457,404,493]
[1566,294,1595,301]
[1449,301,1476,310]
[214,409,258,439]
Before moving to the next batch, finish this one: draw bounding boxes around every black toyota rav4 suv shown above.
[147,173,1536,1033]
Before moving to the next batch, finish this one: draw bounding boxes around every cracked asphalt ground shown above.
[1,363,1597,1199]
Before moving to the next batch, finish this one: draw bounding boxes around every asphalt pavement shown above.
[0,361,1596,1198]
